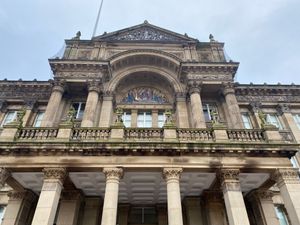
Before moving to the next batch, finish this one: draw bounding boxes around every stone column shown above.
[188,82,206,128]
[2,190,36,225]
[98,93,113,127]
[152,109,158,128]
[100,168,123,225]
[219,169,250,225]
[31,168,67,225]
[41,81,65,127]
[163,168,184,225]
[248,190,280,225]
[131,109,138,127]
[277,104,300,142]
[176,93,190,128]
[184,197,204,225]
[22,100,37,127]
[272,168,300,225]
[222,83,243,129]
[81,81,101,127]
[56,190,82,225]
[203,191,227,225]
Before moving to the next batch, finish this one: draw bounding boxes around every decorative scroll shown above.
[121,87,168,104]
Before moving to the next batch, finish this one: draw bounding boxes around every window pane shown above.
[137,112,152,128]
[275,206,289,225]
[266,114,283,129]
[293,114,300,129]
[0,206,6,223]
[203,104,217,122]
[122,112,131,128]
[72,102,85,119]
[158,112,165,128]
[1,111,17,127]
[242,113,252,129]
[33,112,45,127]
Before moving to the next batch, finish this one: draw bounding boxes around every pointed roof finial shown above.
[144,20,149,24]
[209,34,215,42]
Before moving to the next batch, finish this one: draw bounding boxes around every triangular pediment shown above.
[93,21,198,43]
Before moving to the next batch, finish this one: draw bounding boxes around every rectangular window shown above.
[266,114,283,130]
[203,104,217,122]
[293,114,300,129]
[241,113,253,129]
[275,205,290,225]
[122,111,131,128]
[33,112,45,127]
[128,207,157,224]
[72,102,86,119]
[1,111,17,127]
[158,111,166,128]
[137,111,152,128]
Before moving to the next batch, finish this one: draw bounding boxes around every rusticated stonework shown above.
[42,167,67,182]
[163,168,183,181]
[103,168,123,181]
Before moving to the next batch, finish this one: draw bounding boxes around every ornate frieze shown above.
[42,167,67,182]
[0,82,51,100]
[272,168,300,186]
[121,87,168,104]
[163,168,183,181]
[249,102,262,113]
[0,167,10,187]
[182,63,239,75]
[236,85,300,103]
[222,82,236,96]
[24,100,37,110]
[103,168,123,181]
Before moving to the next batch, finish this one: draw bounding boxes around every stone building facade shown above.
[0,21,300,225]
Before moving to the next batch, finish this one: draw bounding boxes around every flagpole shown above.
[92,0,104,38]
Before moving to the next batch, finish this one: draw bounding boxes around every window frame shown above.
[137,111,152,128]
[293,114,300,130]
[72,102,86,120]
[122,111,132,128]
[33,111,45,127]
[1,111,17,127]
[266,113,283,130]
[241,112,253,129]
[203,103,218,122]
[158,111,166,128]
[275,205,290,225]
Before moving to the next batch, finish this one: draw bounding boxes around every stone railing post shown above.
[31,168,67,225]
[163,110,177,141]
[163,168,184,225]
[212,124,228,142]
[222,83,243,129]
[219,169,250,225]
[272,168,300,225]
[263,125,282,143]
[41,80,65,127]
[188,81,206,128]
[101,168,123,225]
[81,80,101,127]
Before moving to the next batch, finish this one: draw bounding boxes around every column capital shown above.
[103,167,123,180]
[249,101,262,113]
[271,168,300,187]
[51,80,66,93]
[163,168,183,181]
[218,169,241,192]
[42,167,67,183]
[277,103,291,115]
[0,167,10,187]
[222,82,235,96]
[187,81,202,94]
[175,92,187,102]
[88,80,102,93]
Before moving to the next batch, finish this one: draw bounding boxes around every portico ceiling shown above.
[11,171,269,204]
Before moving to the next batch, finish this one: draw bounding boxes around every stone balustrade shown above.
[124,128,163,140]
[227,129,265,142]
[1,126,295,145]
[71,128,111,140]
[17,128,58,140]
[177,128,214,141]
[0,128,2,137]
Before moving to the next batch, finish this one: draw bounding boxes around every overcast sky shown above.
[0,0,299,84]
